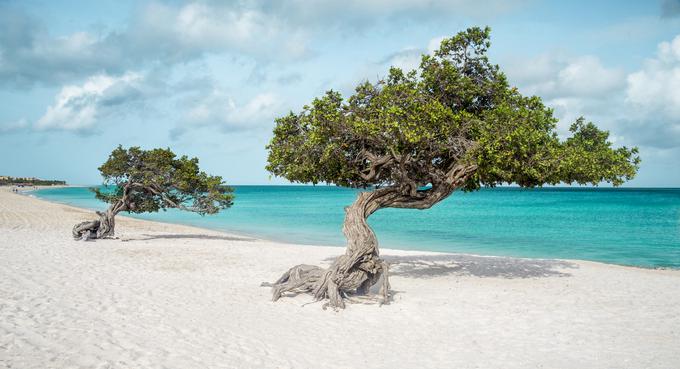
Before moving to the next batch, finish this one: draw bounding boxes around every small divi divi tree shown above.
[264,27,640,309]
[72,146,234,240]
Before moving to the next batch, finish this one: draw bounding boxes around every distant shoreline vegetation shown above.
[0,176,66,186]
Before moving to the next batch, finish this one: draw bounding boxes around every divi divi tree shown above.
[264,27,639,309]
[72,146,234,240]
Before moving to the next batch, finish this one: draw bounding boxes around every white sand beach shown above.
[1,186,679,369]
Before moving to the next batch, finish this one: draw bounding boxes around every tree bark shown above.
[266,189,394,309]
[264,164,477,309]
[72,202,123,240]
[95,209,116,238]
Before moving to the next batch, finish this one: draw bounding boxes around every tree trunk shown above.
[265,190,392,309]
[264,164,477,309]
[72,204,120,240]
[95,209,116,238]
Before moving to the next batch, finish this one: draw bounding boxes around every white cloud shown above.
[131,2,311,62]
[506,54,625,99]
[0,2,310,87]
[659,34,680,61]
[626,34,680,118]
[502,52,628,139]
[0,7,131,87]
[350,35,445,89]
[382,35,449,73]
[622,34,680,148]
[184,90,282,131]
[35,73,143,132]
[385,48,423,72]
[557,56,624,96]
[129,0,523,63]
[0,1,529,87]
[504,34,680,149]
[427,36,446,54]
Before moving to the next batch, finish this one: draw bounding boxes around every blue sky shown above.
[1,0,679,186]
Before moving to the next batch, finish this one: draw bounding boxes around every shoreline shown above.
[2,185,680,368]
[5,183,680,277]
[25,185,679,272]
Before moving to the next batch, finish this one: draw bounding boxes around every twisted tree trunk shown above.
[72,202,122,240]
[266,190,395,309]
[265,164,477,309]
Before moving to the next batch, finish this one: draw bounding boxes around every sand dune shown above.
[1,187,678,369]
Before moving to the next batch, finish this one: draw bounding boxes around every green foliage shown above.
[267,27,639,190]
[93,146,234,215]
[559,118,640,186]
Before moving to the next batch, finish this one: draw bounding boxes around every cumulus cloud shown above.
[30,62,282,135]
[623,34,680,148]
[349,35,446,90]
[0,8,124,86]
[35,73,144,132]
[0,2,310,87]
[557,56,625,96]
[503,53,627,138]
[505,34,680,150]
[378,48,424,73]
[0,0,528,87]
[427,36,447,54]
[182,90,283,132]
[126,2,311,62]
[626,34,680,117]
[506,54,625,99]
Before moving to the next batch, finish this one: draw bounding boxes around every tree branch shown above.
[358,149,394,181]
[127,182,204,213]
[386,163,477,210]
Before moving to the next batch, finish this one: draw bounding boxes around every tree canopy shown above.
[93,145,234,215]
[264,27,640,309]
[267,27,640,195]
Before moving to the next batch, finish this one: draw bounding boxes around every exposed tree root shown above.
[264,191,392,309]
[265,259,390,310]
[264,165,477,309]
[72,210,115,240]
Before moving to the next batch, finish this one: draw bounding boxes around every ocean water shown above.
[32,186,680,268]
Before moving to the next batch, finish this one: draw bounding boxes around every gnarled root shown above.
[264,255,391,310]
[71,211,115,240]
[264,191,394,309]
[72,220,100,240]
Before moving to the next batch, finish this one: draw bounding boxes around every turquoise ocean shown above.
[32,186,680,268]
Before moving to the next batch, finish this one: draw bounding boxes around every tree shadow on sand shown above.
[121,233,254,242]
[323,253,577,279]
[271,254,577,307]
[385,254,577,279]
